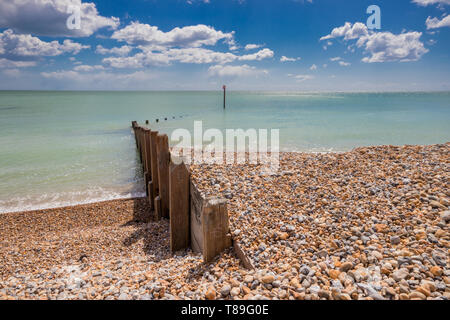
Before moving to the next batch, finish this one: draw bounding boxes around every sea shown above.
[0,91,449,213]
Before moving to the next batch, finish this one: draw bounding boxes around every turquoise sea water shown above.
[0,91,449,213]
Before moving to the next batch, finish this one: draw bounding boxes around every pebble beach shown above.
[1,144,449,300]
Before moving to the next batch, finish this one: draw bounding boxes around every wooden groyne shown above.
[131,121,234,263]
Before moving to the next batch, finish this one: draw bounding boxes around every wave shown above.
[0,187,146,214]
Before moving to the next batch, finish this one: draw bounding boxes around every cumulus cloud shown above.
[0,0,119,37]
[310,64,317,70]
[320,22,369,41]
[0,29,89,63]
[0,58,36,68]
[208,64,268,77]
[426,15,450,29]
[244,44,263,50]
[73,64,105,72]
[96,45,133,56]
[239,48,274,61]
[103,47,274,68]
[111,22,234,48]
[412,0,450,6]
[360,31,428,63]
[280,56,300,62]
[320,22,428,63]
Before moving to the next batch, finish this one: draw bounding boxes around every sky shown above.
[0,0,449,91]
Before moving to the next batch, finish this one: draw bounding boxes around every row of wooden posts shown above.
[131,121,238,263]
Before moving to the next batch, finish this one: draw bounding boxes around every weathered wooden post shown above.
[144,129,153,203]
[202,198,232,262]
[154,196,162,220]
[156,134,170,219]
[142,129,148,177]
[132,121,138,149]
[169,160,190,252]
[149,131,159,203]
[138,127,143,162]
[135,125,140,156]
[190,182,232,263]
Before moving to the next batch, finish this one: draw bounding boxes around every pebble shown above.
[440,211,450,223]
[393,268,409,282]
[230,287,240,297]
[339,262,353,272]
[1,144,449,300]
[390,236,401,245]
[205,287,216,300]
[261,274,275,284]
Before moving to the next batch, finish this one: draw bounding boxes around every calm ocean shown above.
[0,91,449,213]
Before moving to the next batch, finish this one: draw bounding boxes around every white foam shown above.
[0,188,146,214]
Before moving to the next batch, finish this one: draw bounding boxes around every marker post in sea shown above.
[223,85,226,109]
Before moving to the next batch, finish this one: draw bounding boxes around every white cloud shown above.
[103,52,170,68]
[0,58,36,68]
[111,22,234,48]
[187,0,211,4]
[244,44,263,50]
[40,70,157,89]
[103,47,274,68]
[294,74,314,82]
[96,45,133,56]
[360,31,428,63]
[288,74,314,82]
[320,22,428,63]
[330,57,342,61]
[73,64,105,72]
[208,64,268,77]
[412,0,450,6]
[310,64,317,70]
[426,15,450,29]
[339,61,351,66]
[0,0,119,37]
[166,48,237,64]
[239,48,274,61]
[320,22,368,41]
[0,29,89,61]
[280,56,300,62]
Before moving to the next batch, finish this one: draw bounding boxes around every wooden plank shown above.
[144,129,152,181]
[156,134,170,219]
[144,171,150,197]
[148,181,154,211]
[132,121,138,148]
[137,127,142,162]
[150,131,159,200]
[135,126,140,155]
[190,181,204,254]
[154,196,162,221]
[142,129,148,174]
[169,161,190,252]
[139,127,145,163]
[233,240,254,270]
[202,198,232,263]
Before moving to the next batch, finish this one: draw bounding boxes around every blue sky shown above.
[0,0,449,91]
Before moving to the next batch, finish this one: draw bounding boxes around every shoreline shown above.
[2,143,448,215]
[1,143,448,300]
